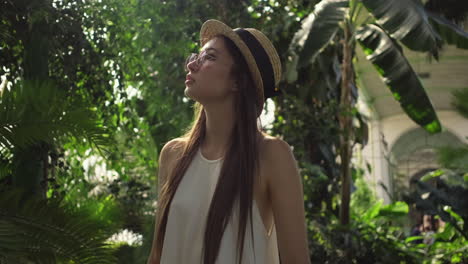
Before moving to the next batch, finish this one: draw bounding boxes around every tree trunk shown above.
[12,0,51,198]
[339,21,353,226]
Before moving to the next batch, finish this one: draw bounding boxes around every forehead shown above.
[201,37,227,53]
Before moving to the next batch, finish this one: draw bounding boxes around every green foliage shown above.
[428,11,468,49]
[0,188,119,264]
[1,0,160,262]
[356,24,441,133]
[1,0,467,262]
[306,199,423,263]
[404,173,468,263]
[402,89,468,263]
[429,222,468,264]
[288,0,349,71]
[273,93,342,217]
[285,1,466,248]
[0,80,111,153]
[280,0,468,260]
[406,174,468,238]
[287,0,463,134]
[452,88,468,119]
[350,167,375,216]
[361,0,443,58]
[438,146,468,171]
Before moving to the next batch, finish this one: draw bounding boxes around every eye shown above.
[204,54,216,61]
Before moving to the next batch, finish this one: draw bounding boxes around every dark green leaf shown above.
[361,200,382,221]
[356,24,441,133]
[289,0,348,68]
[377,201,409,218]
[428,11,468,49]
[361,0,442,58]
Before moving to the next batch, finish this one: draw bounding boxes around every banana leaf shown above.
[356,24,441,133]
[289,0,348,69]
[362,0,442,59]
[427,11,468,49]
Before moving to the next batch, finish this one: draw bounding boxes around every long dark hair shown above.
[154,35,262,264]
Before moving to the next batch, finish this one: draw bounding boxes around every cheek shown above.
[200,66,232,93]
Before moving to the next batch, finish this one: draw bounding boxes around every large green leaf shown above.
[377,201,409,218]
[356,24,441,133]
[289,0,348,69]
[361,0,442,58]
[427,11,468,49]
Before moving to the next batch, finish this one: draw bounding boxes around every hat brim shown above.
[200,19,265,114]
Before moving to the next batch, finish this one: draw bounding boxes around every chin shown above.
[184,88,192,98]
[184,87,199,102]
[185,86,220,105]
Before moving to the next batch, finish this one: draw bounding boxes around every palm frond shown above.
[0,23,13,44]
[0,189,118,264]
[0,80,112,156]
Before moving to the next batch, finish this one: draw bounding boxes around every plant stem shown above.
[339,19,354,227]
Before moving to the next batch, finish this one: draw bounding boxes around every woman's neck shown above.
[201,100,236,158]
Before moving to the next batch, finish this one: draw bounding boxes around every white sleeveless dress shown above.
[160,147,280,264]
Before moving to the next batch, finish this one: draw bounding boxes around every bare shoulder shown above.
[159,137,186,163]
[259,134,300,190]
[158,137,186,184]
[258,135,310,263]
[259,134,295,163]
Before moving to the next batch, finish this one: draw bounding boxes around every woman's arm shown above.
[266,138,311,264]
[147,139,181,264]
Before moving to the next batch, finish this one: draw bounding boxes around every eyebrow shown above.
[201,47,219,53]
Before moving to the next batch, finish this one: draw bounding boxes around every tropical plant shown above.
[2,0,264,262]
[403,88,468,263]
[0,188,120,264]
[0,0,137,261]
[0,79,111,197]
[1,0,466,262]
[287,0,468,227]
[0,0,124,198]
[404,170,468,263]
[0,79,123,263]
[307,198,426,263]
[437,88,468,173]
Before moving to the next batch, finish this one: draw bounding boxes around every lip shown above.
[186,74,194,81]
[185,75,195,85]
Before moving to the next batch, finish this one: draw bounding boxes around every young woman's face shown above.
[184,37,238,104]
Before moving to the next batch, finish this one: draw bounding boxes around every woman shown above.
[147,19,311,264]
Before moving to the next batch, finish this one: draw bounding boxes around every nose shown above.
[186,59,198,72]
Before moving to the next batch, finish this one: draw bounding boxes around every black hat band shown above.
[234,28,276,99]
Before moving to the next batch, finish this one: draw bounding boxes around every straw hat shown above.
[200,19,282,116]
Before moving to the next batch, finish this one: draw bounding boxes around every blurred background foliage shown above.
[0,0,467,263]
